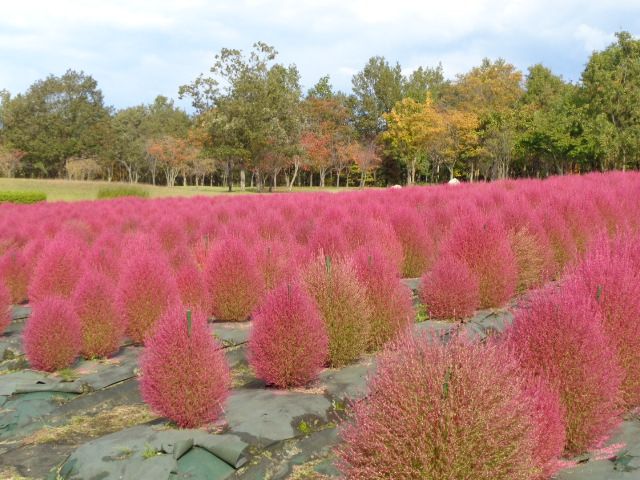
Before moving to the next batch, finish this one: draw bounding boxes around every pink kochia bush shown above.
[249,283,328,388]
[140,305,231,428]
[569,234,640,408]
[204,237,265,321]
[28,233,87,302]
[442,212,517,308]
[507,282,623,454]
[352,247,414,350]
[304,255,371,367]
[0,283,11,334]
[175,262,209,314]
[72,270,125,358]
[116,251,179,344]
[420,254,480,320]
[23,297,82,371]
[338,333,554,479]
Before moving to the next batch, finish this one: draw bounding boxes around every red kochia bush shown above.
[0,283,11,334]
[140,306,230,428]
[116,251,179,344]
[442,212,517,308]
[570,235,640,408]
[507,282,622,454]
[0,248,29,304]
[390,208,435,278]
[175,262,209,314]
[304,255,371,367]
[72,270,125,358]
[420,254,480,319]
[338,334,546,479]
[28,233,87,302]
[204,237,265,321]
[249,283,328,388]
[23,297,82,371]
[352,247,414,350]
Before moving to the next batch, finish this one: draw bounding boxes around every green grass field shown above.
[0,178,350,202]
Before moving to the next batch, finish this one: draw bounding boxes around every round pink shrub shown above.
[249,283,328,388]
[390,208,436,278]
[0,248,29,304]
[255,239,298,290]
[442,212,517,308]
[352,247,414,350]
[204,238,265,321]
[140,306,230,428]
[72,270,125,358]
[570,236,640,408]
[175,262,208,314]
[23,297,82,371]
[337,333,544,479]
[116,251,179,344]
[28,233,87,302]
[0,283,11,334]
[507,282,623,454]
[420,254,480,320]
[303,255,371,367]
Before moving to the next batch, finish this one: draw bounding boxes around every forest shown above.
[0,31,639,189]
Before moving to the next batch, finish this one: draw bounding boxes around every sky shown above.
[1,0,639,111]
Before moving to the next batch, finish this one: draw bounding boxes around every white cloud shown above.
[574,24,616,53]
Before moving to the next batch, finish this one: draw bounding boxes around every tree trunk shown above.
[320,169,326,187]
[288,162,300,191]
[240,169,246,190]
[360,171,365,187]
[227,159,233,192]
[309,172,313,187]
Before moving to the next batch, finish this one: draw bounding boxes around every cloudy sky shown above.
[1,0,638,110]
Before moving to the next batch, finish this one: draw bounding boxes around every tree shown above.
[0,147,26,177]
[0,70,112,177]
[146,136,198,186]
[351,141,381,187]
[404,64,448,102]
[351,56,404,141]
[582,31,640,171]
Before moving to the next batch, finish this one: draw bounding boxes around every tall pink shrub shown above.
[442,212,516,308]
[337,333,547,479]
[352,247,414,350]
[570,235,640,408]
[507,282,622,454]
[0,248,29,304]
[72,270,125,358]
[23,297,82,371]
[28,233,87,302]
[140,306,230,428]
[420,254,480,320]
[175,262,208,314]
[390,208,435,278]
[204,238,265,321]
[249,283,328,387]
[116,251,179,344]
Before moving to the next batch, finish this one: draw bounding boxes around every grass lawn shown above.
[0,178,353,202]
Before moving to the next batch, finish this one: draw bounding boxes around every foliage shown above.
[96,185,149,199]
[0,191,46,204]
[23,297,82,372]
[140,306,230,428]
[249,282,328,387]
[0,282,11,334]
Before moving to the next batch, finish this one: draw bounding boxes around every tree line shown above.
[1,32,639,189]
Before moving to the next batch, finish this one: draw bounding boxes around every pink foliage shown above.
[175,262,209,314]
[390,207,435,278]
[204,237,265,321]
[116,250,179,344]
[507,281,623,454]
[0,283,11,334]
[140,305,230,428]
[337,333,545,479]
[72,270,125,358]
[23,297,82,371]
[28,233,87,302]
[249,283,328,387]
[420,254,480,319]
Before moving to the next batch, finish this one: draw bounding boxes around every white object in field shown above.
[448,178,461,185]
[391,184,402,189]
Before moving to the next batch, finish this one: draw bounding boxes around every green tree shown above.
[0,70,112,177]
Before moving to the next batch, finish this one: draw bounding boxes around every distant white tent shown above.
[448,178,461,185]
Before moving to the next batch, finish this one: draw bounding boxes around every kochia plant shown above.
[0,248,29,304]
[249,282,328,387]
[23,297,82,371]
[140,306,230,428]
[0,283,11,334]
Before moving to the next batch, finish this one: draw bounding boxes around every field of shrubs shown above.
[1,171,640,479]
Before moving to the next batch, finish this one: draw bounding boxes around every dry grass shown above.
[0,467,34,480]
[22,404,157,445]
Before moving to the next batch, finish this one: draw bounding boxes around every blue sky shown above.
[1,0,639,111]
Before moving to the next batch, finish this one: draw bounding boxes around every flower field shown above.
[1,171,640,479]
